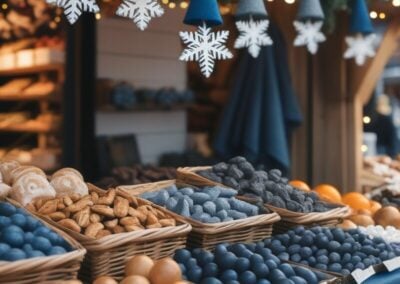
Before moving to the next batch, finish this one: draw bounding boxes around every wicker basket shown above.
[118,180,281,251]
[1,200,86,284]
[177,167,351,234]
[31,186,191,283]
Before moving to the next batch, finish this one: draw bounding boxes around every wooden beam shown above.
[350,19,400,104]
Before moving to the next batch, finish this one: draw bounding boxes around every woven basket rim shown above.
[118,180,281,235]
[0,199,86,275]
[177,167,352,223]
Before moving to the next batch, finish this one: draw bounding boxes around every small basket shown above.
[1,200,86,284]
[31,186,191,283]
[118,180,281,251]
[177,167,351,234]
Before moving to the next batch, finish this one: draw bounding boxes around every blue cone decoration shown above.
[184,0,223,27]
[349,0,373,34]
[296,0,325,21]
[235,0,268,20]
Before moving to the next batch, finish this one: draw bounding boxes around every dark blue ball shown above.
[192,248,203,258]
[48,246,67,256]
[290,276,307,284]
[174,249,192,263]
[315,249,328,257]
[239,271,257,284]
[203,262,218,277]
[315,264,327,271]
[280,280,295,284]
[332,228,345,242]
[290,253,301,262]
[256,280,271,284]
[250,253,264,266]
[200,277,222,284]
[265,259,278,270]
[351,255,362,264]
[186,258,198,269]
[228,244,246,256]
[329,252,341,263]
[33,226,51,237]
[1,230,24,247]
[280,263,295,277]
[354,263,365,270]
[235,257,250,273]
[0,203,16,217]
[25,216,40,231]
[293,266,318,284]
[315,235,329,248]
[3,225,23,234]
[217,252,236,270]
[300,235,314,247]
[278,252,290,261]
[2,248,26,261]
[300,247,312,258]
[187,267,202,282]
[342,253,352,264]
[26,250,45,259]
[199,251,214,266]
[253,262,269,278]
[22,244,33,252]
[32,237,52,253]
[345,263,354,272]
[10,214,26,228]
[0,243,10,256]
[220,269,238,282]
[317,255,329,265]
[328,263,342,273]
[288,244,301,254]
[341,269,351,275]
[269,268,286,281]
[24,232,34,244]
[308,256,316,266]
[0,216,11,229]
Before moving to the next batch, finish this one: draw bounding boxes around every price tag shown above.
[383,256,400,272]
[351,266,376,284]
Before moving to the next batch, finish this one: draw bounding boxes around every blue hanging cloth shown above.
[349,0,373,34]
[184,0,223,27]
[364,268,400,284]
[214,23,303,173]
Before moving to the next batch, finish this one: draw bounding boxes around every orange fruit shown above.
[370,201,382,215]
[314,184,342,203]
[289,180,311,191]
[342,192,371,211]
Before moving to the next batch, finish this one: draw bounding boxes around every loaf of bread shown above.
[10,173,56,205]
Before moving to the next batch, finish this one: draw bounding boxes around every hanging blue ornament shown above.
[349,0,373,34]
[235,0,268,20]
[296,0,325,21]
[184,0,223,27]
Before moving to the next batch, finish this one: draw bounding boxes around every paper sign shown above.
[351,266,376,284]
[383,256,400,272]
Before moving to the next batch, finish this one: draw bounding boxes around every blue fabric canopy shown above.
[214,23,302,174]
[364,268,400,284]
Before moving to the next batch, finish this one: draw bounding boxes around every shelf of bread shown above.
[0,148,60,171]
[0,63,64,77]
[0,78,59,101]
[0,113,61,133]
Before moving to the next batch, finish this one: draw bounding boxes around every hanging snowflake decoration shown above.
[293,20,326,54]
[234,18,272,58]
[46,0,99,25]
[116,0,164,31]
[344,34,376,66]
[179,23,233,78]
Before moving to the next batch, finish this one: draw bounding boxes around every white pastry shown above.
[51,173,88,197]
[0,160,20,185]
[10,165,46,185]
[11,173,56,205]
[52,168,83,181]
[0,183,11,199]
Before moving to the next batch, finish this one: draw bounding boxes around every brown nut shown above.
[90,213,101,223]
[96,229,112,239]
[91,205,115,218]
[146,212,158,226]
[96,189,116,205]
[128,208,147,223]
[160,219,176,227]
[73,207,90,228]
[91,191,99,203]
[137,206,149,216]
[146,223,162,229]
[84,222,104,238]
[120,217,140,226]
[57,202,66,210]
[34,199,45,210]
[156,210,166,219]
[125,225,144,232]
[114,196,129,218]
[58,219,81,233]
[26,203,36,212]
[49,212,67,222]
[38,199,59,215]
[63,196,73,206]
[70,193,81,202]
[66,198,93,213]
[113,225,125,234]
[104,219,118,230]
[130,196,139,208]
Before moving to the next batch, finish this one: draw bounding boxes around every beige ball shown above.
[125,255,154,278]
[120,275,150,284]
[92,276,118,284]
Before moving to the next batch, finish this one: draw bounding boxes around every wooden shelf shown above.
[97,103,192,113]
[0,64,64,77]
[0,122,54,133]
[0,94,51,101]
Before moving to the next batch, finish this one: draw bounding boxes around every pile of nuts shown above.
[28,189,177,239]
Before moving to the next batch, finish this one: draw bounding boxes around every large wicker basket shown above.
[177,167,351,234]
[118,180,281,251]
[31,186,192,283]
[1,200,86,284]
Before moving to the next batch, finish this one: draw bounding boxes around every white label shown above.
[351,266,376,284]
[384,256,400,272]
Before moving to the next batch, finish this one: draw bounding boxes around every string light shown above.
[168,2,176,8]
[95,13,101,20]
[363,116,371,124]
[393,0,400,7]
[179,1,188,9]
[285,0,295,4]
[1,3,7,10]
[161,0,169,4]
[361,145,368,153]
[379,12,386,19]
[370,11,377,19]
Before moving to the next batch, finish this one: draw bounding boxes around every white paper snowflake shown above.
[46,0,99,25]
[344,34,376,66]
[234,18,272,58]
[116,0,164,31]
[293,20,326,54]
[179,23,233,78]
